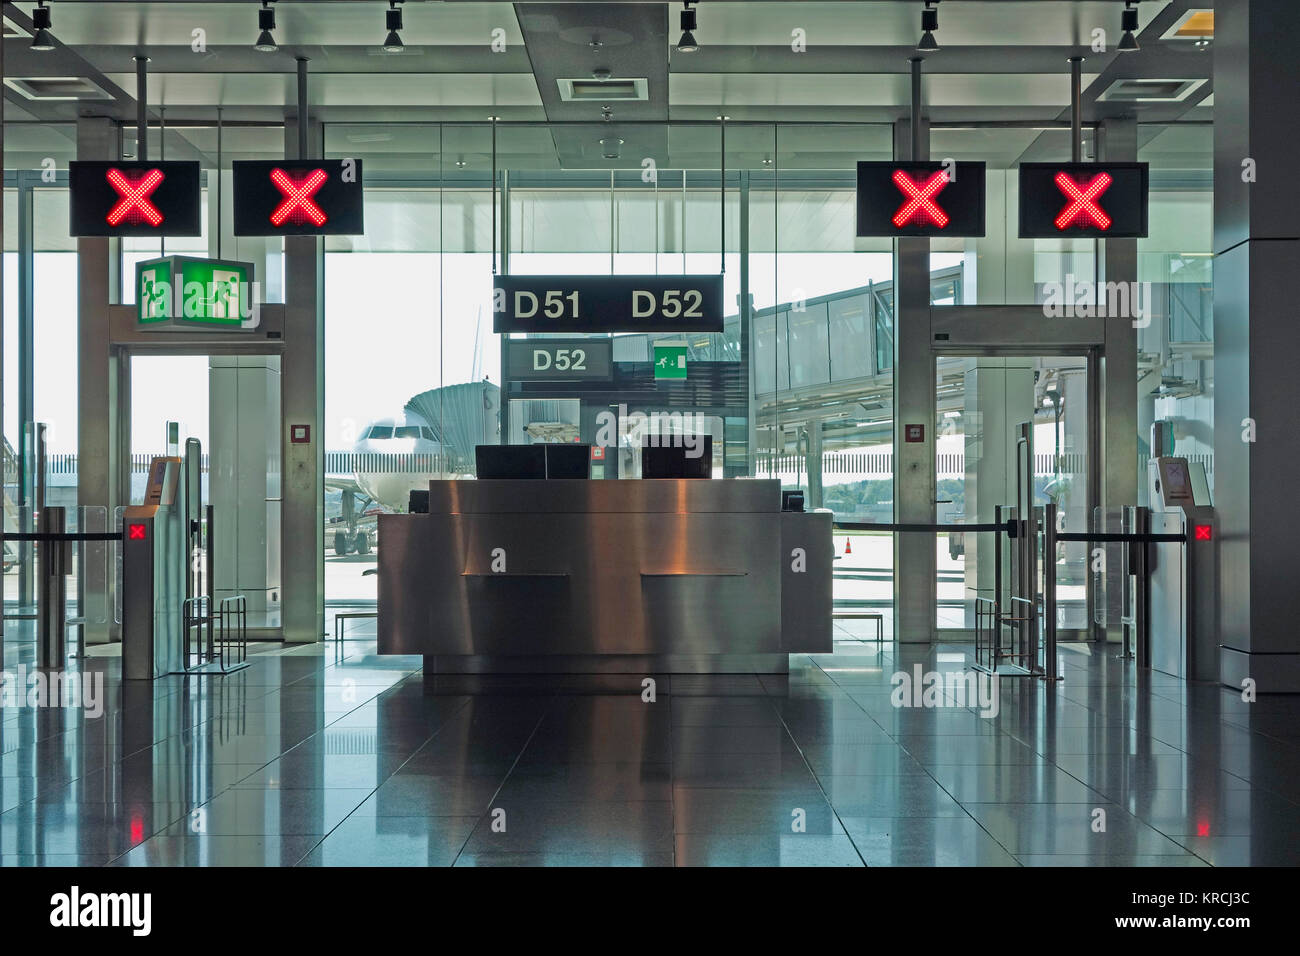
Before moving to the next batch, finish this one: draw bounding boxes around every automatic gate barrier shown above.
[833,516,1193,682]
[121,439,248,679]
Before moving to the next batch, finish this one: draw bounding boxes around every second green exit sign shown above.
[653,343,687,380]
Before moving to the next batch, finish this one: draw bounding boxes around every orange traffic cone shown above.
[844,538,852,554]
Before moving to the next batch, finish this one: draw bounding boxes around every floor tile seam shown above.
[448,696,557,868]
[289,695,476,865]
[766,663,868,867]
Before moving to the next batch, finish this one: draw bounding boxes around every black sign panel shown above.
[856,161,986,237]
[493,275,724,333]
[231,159,364,236]
[69,161,201,237]
[507,339,614,381]
[1019,162,1149,238]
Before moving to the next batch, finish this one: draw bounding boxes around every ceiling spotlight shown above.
[600,137,624,160]
[1118,2,1140,53]
[676,2,699,54]
[383,1,405,53]
[31,1,55,52]
[254,1,278,53]
[917,2,940,53]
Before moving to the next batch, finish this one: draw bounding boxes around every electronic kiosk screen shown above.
[545,444,592,479]
[476,444,546,480]
[1160,459,1193,503]
[641,438,712,479]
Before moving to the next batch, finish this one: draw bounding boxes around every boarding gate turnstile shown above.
[122,440,247,679]
[1146,453,1217,681]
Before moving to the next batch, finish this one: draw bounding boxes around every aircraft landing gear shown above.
[334,530,352,555]
[355,531,371,555]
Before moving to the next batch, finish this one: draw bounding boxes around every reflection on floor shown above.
[2,626,1300,866]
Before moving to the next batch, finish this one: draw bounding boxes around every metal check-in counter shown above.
[378,479,832,673]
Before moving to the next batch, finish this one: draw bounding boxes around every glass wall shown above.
[1137,124,1214,500]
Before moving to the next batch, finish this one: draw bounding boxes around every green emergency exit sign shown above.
[653,343,687,380]
[136,255,255,329]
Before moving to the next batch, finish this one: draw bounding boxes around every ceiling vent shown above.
[4,76,116,101]
[1097,78,1207,103]
[558,77,648,102]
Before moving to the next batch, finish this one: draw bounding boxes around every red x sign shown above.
[1054,171,1113,231]
[127,523,148,540]
[106,168,165,227]
[892,169,950,229]
[269,168,329,227]
[1194,524,1213,541]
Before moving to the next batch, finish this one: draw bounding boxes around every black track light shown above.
[31,2,55,52]
[917,2,940,53]
[676,2,699,54]
[384,1,405,53]
[254,1,277,53]
[1118,2,1140,53]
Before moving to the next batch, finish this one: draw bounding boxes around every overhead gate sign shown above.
[492,275,725,333]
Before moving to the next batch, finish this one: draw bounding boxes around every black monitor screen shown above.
[641,437,712,479]
[475,444,546,479]
[545,444,591,479]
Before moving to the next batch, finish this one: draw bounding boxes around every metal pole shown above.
[135,56,149,163]
[910,58,923,161]
[216,106,223,258]
[296,56,309,160]
[994,504,1003,636]
[1135,505,1150,668]
[37,506,66,668]
[1043,501,1058,680]
[1069,56,1083,163]
[719,114,726,272]
[491,116,498,275]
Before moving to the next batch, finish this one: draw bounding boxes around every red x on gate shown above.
[1054,171,1113,231]
[127,523,148,540]
[106,168,165,227]
[891,169,950,229]
[1194,524,1213,541]
[269,168,329,227]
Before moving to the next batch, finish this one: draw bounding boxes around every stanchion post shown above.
[37,505,67,668]
[1043,502,1058,681]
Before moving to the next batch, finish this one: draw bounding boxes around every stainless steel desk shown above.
[377,479,832,674]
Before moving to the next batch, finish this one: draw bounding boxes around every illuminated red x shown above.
[270,167,328,227]
[1194,524,1213,541]
[892,169,950,229]
[1054,171,1113,231]
[106,168,165,227]
[127,523,148,540]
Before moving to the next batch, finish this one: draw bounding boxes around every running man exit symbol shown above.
[653,344,687,380]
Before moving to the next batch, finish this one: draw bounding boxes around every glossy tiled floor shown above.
[3,625,1300,866]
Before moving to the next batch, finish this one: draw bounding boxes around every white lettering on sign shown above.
[530,348,589,372]
[632,289,704,318]
[515,291,538,318]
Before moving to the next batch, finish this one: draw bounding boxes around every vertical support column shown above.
[1098,116,1139,645]
[1214,0,1300,690]
[280,117,325,642]
[76,116,122,645]
[893,110,936,643]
